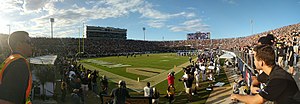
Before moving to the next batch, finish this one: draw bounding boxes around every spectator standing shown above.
[181,70,193,102]
[100,75,108,104]
[277,44,286,67]
[152,87,160,104]
[199,63,206,81]
[287,42,295,75]
[0,31,33,104]
[144,82,153,97]
[81,74,89,97]
[167,84,175,104]
[71,89,81,104]
[61,80,67,102]
[91,70,99,94]
[110,80,130,104]
[167,71,175,86]
[194,67,201,87]
[100,75,108,95]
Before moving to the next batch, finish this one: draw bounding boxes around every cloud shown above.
[0,0,23,13]
[146,20,165,28]
[186,13,196,18]
[23,0,48,12]
[187,7,196,10]
[169,19,209,32]
[0,0,205,38]
[222,0,237,5]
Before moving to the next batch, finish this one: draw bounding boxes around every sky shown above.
[0,0,299,41]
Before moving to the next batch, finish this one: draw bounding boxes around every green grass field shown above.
[80,53,193,80]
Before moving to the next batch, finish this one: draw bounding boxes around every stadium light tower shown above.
[50,18,54,38]
[82,22,85,53]
[143,27,146,41]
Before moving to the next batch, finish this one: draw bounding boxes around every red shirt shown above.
[167,75,175,85]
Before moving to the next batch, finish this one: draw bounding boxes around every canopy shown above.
[29,55,57,65]
[219,53,234,59]
[221,50,236,57]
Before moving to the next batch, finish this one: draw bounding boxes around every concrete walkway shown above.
[80,58,197,92]
[205,67,239,104]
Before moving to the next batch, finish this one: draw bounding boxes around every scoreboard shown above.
[187,32,210,40]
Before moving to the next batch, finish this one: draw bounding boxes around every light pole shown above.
[50,18,54,38]
[251,20,253,35]
[143,27,146,41]
[82,22,85,53]
[78,28,81,54]
[6,24,11,35]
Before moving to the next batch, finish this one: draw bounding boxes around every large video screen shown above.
[187,32,210,40]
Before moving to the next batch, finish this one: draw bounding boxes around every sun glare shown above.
[0,18,10,35]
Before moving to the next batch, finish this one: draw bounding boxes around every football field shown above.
[80,53,193,80]
[78,53,229,104]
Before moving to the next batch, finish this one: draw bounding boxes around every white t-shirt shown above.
[194,69,201,80]
[208,66,215,70]
[200,66,206,71]
[293,45,299,53]
[182,73,189,88]
[144,86,152,97]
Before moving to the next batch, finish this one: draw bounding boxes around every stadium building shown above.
[86,26,127,40]
[187,32,210,40]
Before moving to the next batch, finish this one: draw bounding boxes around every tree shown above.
[35,65,56,100]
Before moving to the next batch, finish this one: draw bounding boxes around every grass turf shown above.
[80,53,193,80]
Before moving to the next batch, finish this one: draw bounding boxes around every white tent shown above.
[29,55,57,65]
[219,53,234,59]
[221,50,236,57]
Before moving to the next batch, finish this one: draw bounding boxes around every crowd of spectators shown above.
[1,23,300,60]
[59,58,100,103]
[0,37,176,58]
